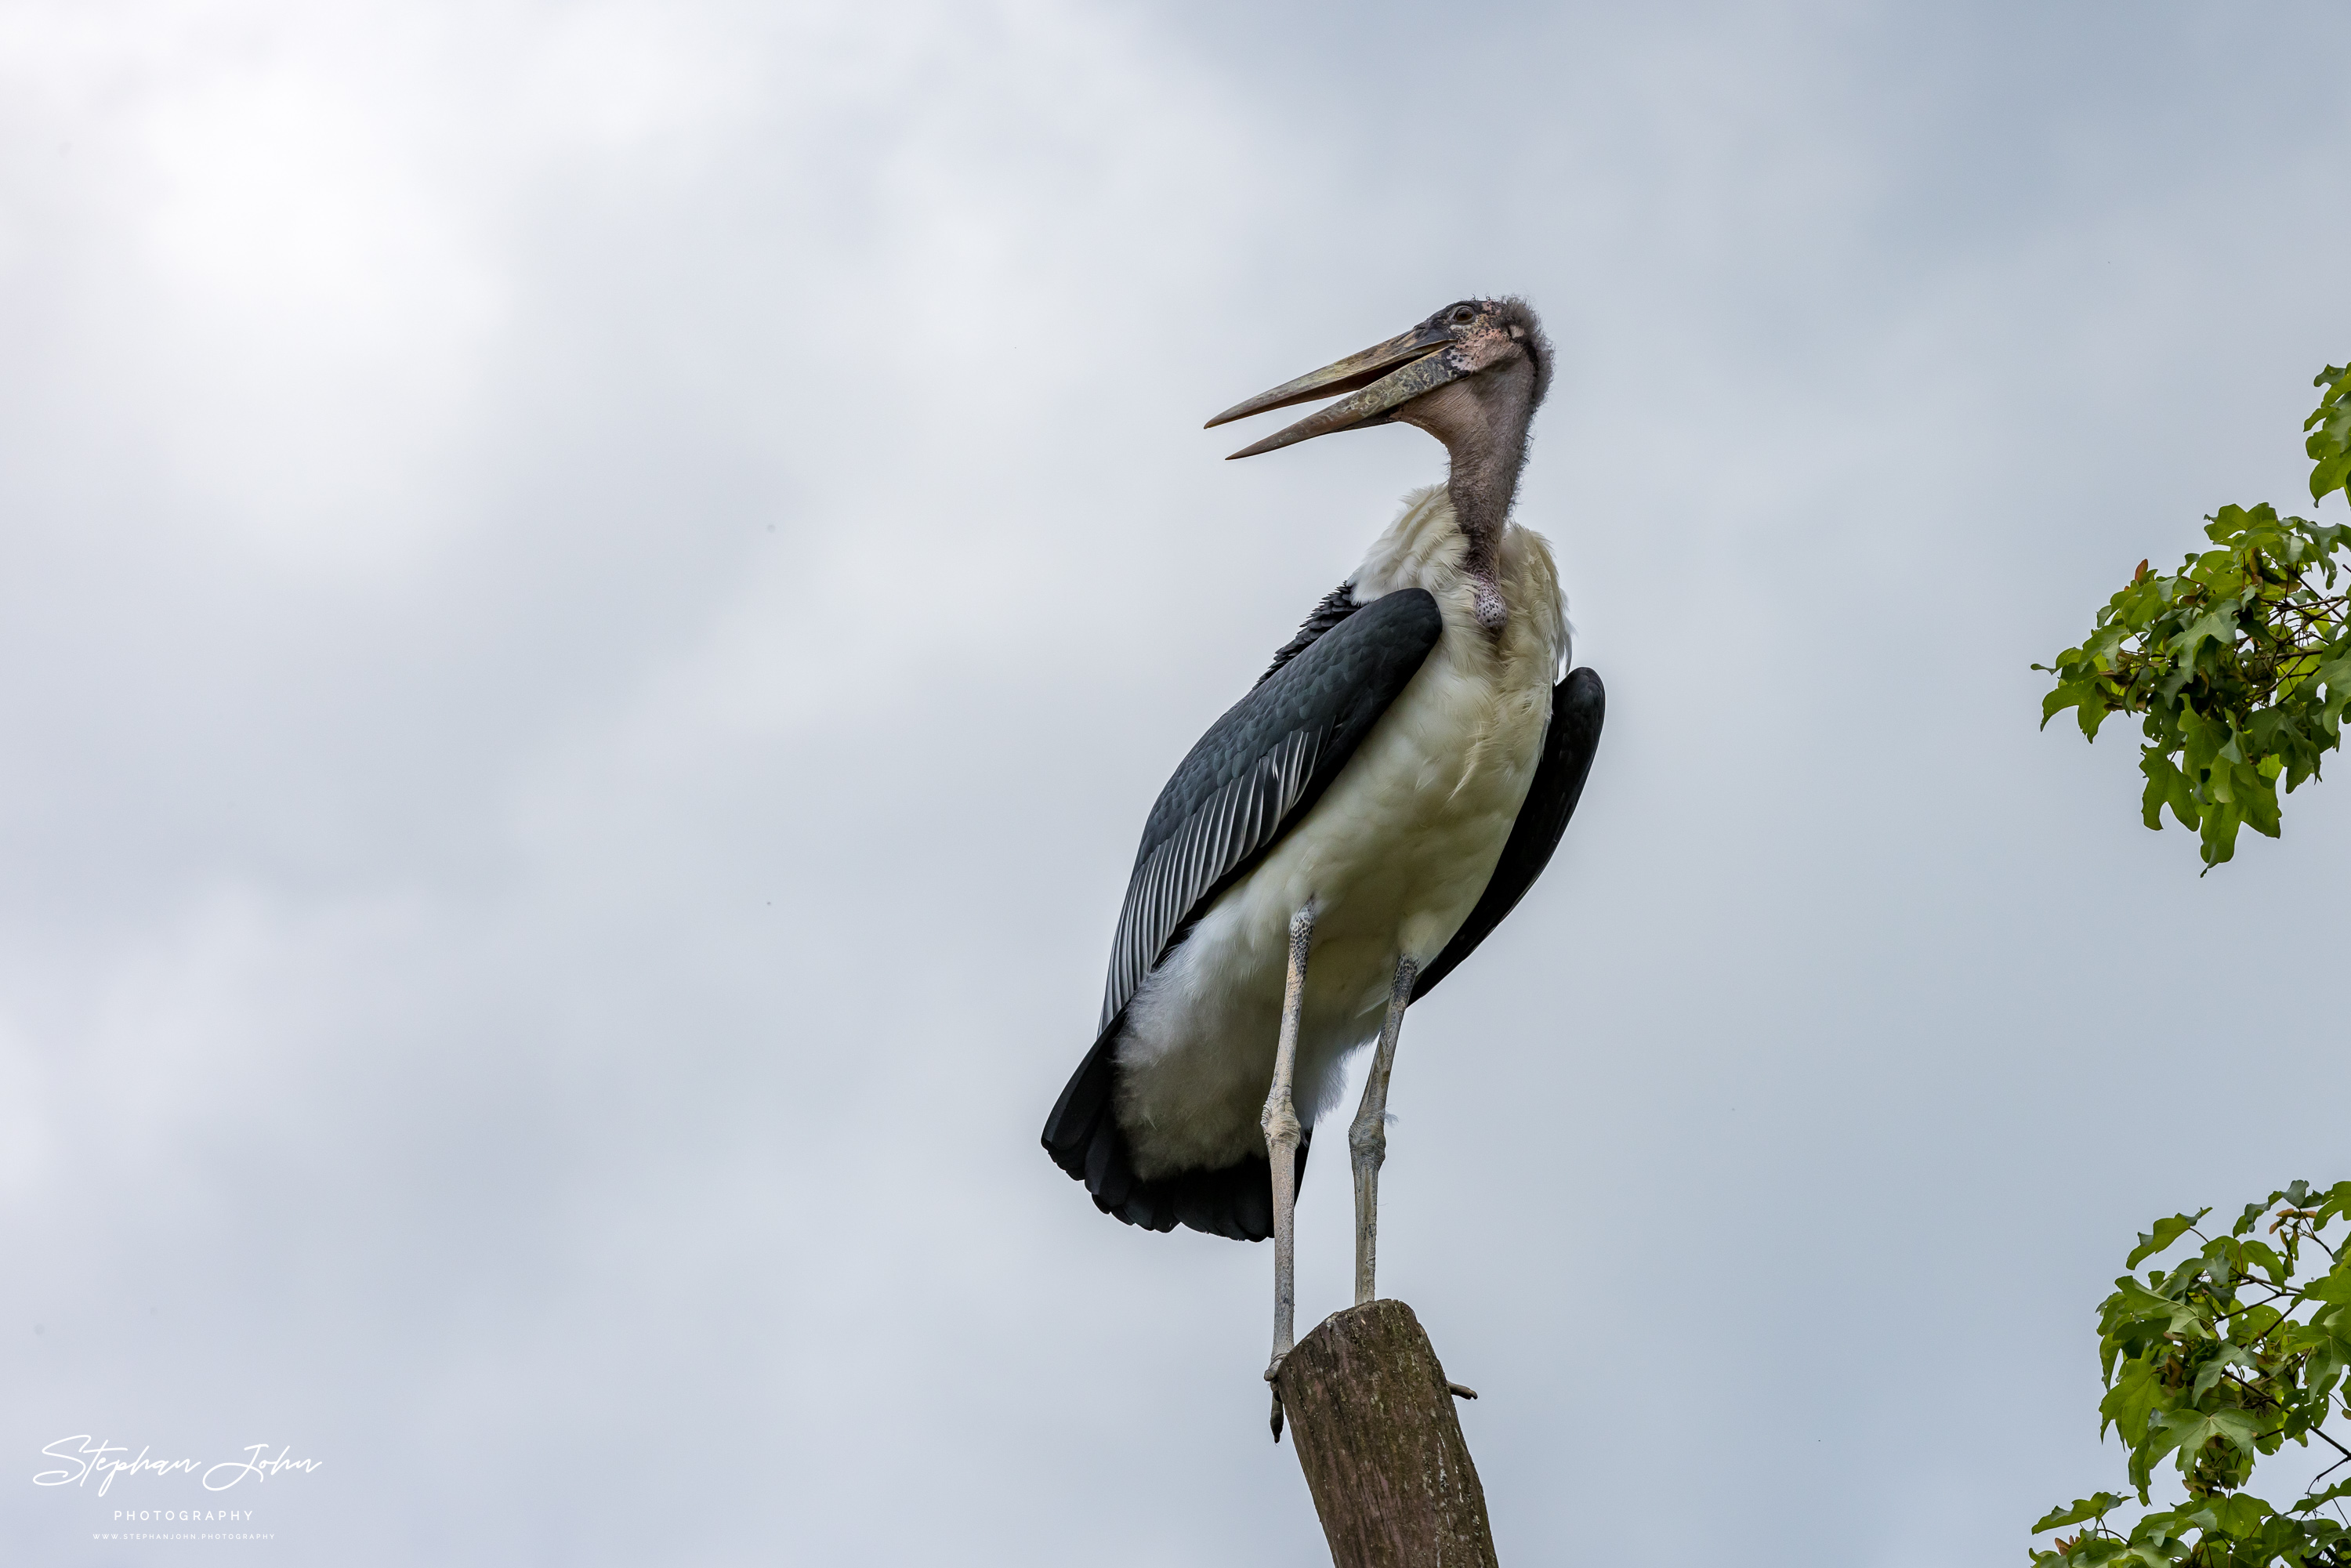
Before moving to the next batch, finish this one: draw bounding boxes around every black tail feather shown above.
[1042,1018,1308,1242]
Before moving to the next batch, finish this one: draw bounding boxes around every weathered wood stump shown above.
[1272,1299,1498,1567]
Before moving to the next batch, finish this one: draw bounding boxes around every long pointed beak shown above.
[1204,325,1466,460]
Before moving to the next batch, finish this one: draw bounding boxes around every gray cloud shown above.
[5,1,2350,1562]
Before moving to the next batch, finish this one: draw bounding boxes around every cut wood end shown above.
[1273,1300,1499,1567]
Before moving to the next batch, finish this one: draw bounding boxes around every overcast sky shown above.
[5,2,2351,1563]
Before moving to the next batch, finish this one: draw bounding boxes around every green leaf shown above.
[2310,363,2351,505]
[2128,1212,2209,1269]
[2295,1478,2351,1514]
[2208,1491,2273,1534]
[2151,1405,2259,1472]
[2099,1353,2170,1449]
[2034,1493,2126,1533]
[2038,1181,2351,1559]
[2041,362,2351,864]
[2303,1271,2351,1305]
[2171,607,2240,664]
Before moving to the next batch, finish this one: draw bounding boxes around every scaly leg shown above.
[1349,955,1417,1307]
[1262,903,1314,1438]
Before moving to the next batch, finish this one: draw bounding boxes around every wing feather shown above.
[1044,588,1445,1234]
[1095,589,1440,1029]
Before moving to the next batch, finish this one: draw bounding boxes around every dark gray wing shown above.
[1255,581,1358,684]
[1043,588,1443,1237]
[1411,666,1604,1001]
[1096,587,1441,1031]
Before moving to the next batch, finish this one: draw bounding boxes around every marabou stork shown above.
[1041,297,1603,1421]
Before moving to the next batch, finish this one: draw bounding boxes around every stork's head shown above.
[1204,297,1552,461]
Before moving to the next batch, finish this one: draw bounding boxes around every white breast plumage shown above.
[1112,486,1566,1179]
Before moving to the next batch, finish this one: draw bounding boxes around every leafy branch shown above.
[2038,363,2351,868]
[2030,1182,2351,1567]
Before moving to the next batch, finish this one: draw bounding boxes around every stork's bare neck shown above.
[1395,362,1538,631]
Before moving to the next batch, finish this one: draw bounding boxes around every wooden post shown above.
[1271,1299,1499,1567]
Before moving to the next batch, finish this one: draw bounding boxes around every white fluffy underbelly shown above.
[1111,643,1550,1180]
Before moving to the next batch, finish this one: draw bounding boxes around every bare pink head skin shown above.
[1204,298,1555,632]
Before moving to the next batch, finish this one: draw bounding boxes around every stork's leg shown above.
[1262,902,1314,1437]
[1348,955,1417,1306]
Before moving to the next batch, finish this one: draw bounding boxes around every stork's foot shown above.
[1262,903,1313,1435]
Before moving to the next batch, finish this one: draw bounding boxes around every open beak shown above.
[1204,322,1468,460]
